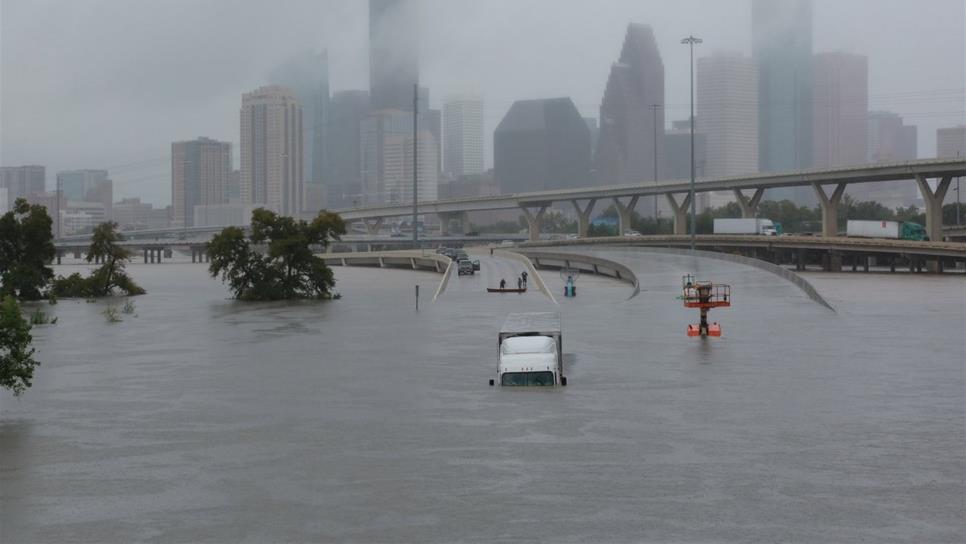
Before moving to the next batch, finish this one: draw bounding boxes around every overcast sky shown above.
[2,0,963,206]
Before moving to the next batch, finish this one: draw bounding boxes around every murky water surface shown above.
[1,250,963,543]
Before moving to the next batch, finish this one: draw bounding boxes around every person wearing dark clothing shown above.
[499,279,506,289]
[517,277,523,290]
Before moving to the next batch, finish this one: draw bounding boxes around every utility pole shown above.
[649,104,661,222]
[412,83,419,246]
[681,35,702,250]
[56,175,61,239]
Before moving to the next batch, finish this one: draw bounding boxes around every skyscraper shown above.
[360,109,413,206]
[369,0,419,112]
[326,90,370,209]
[240,86,304,217]
[596,23,665,186]
[269,50,330,209]
[753,0,813,202]
[56,169,112,220]
[812,52,868,169]
[443,96,484,179]
[697,52,759,179]
[494,98,591,194]
[382,129,438,205]
[171,138,232,227]
[863,111,919,206]
[937,126,966,158]
[0,165,45,210]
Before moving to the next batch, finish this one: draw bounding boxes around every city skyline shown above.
[1,0,963,207]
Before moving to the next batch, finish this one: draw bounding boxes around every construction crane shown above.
[681,274,731,337]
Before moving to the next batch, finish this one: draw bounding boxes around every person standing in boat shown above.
[499,278,506,289]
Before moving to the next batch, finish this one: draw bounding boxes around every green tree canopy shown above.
[0,198,55,300]
[51,222,145,298]
[208,208,346,301]
[0,296,40,396]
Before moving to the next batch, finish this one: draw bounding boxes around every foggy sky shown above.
[1,0,963,206]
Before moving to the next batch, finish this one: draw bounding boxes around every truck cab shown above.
[491,312,566,387]
[498,337,559,386]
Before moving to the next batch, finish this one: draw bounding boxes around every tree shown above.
[50,222,145,298]
[208,208,346,300]
[0,198,55,300]
[0,296,40,396]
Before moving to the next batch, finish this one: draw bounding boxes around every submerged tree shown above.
[0,296,41,396]
[208,208,346,300]
[0,198,55,300]
[51,222,145,298]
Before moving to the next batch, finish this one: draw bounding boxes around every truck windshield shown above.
[501,371,555,386]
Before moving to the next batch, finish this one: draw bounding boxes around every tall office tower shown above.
[753,0,813,202]
[240,86,304,217]
[171,137,232,227]
[494,97,591,194]
[382,129,438,205]
[812,52,868,168]
[326,90,370,209]
[360,109,413,206]
[664,120,709,210]
[864,111,919,206]
[697,52,759,179]
[596,23,665,186]
[583,118,600,161]
[443,96,484,179]
[269,50,330,210]
[369,0,419,111]
[937,125,966,158]
[0,165,45,210]
[56,169,112,219]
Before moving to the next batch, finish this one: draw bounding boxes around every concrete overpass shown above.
[333,158,966,244]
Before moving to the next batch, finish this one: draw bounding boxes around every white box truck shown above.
[490,312,566,387]
[713,218,778,236]
[846,220,928,241]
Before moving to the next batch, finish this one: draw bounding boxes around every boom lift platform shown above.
[681,274,731,337]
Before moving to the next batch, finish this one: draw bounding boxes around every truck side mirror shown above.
[561,376,567,386]
[489,379,494,386]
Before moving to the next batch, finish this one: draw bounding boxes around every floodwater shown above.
[1,250,963,543]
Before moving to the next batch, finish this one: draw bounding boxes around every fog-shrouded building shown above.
[171,137,231,228]
[937,126,966,158]
[494,97,591,194]
[0,165,46,210]
[812,52,868,169]
[664,119,709,211]
[370,0,419,112]
[443,95,484,179]
[269,50,330,211]
[862,111,919,206]
[753,0,814,203]
[56,169,112,220]
[240,86,303,217]
[113,197,170,231]
[596,23,664,187]
[697,51,759,181]
[360,109,413,206]
[326,90,370,209]
[382,129,438,205]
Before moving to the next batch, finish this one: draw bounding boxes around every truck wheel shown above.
[561,376,567,386]
[489,379,494,386]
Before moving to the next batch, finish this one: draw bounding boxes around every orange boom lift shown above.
[681,274,731,337]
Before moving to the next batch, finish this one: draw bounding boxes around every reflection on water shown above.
[1,256,963,543]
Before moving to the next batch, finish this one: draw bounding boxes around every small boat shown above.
[487,287,527,293]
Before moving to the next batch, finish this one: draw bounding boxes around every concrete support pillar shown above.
[74,250,81,259]
[520,203,549,242]
[665,193,692,235]
[149,250,154,264]
[144,248,149,264]
[191,248,196,263]
[916,174,951,243]
[438,211,469,237]
[570,199,597,237]
[864,256,870,272]
[612,196,639,235]
[733,188,765,218]
[812,182,848,238]
[56,251,62,265]
[205,252,210,263]
[363,218,384,237]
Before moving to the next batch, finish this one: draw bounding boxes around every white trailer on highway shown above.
[490,312,566,387]
[713,218,778,236]
[846,220,928,241]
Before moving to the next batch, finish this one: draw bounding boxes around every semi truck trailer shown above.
[713,218,779,236]
[846,220,928,241]
[490,312,566,387]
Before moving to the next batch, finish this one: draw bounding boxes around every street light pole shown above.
[681,35,702,251]
[649,103,661,222]
[413,83,419,246]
